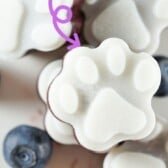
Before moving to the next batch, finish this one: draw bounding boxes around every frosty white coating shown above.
[38,60,77,144]
[104,151,166,168]
[84,0,168,54]
[48,38,161,152]
[0,0,72,59]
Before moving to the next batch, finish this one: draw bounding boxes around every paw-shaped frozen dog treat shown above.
[104,151,166,168]
[154,56,168,97]
[0,0,72,59]
[48,38,161,152]
[38,60,77,145]
[84,0,168,54]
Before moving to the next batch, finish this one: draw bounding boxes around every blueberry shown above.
[3,125,53,168]
[154,56,168,97]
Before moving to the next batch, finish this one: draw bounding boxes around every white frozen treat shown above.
[0,0,72,59]
[48,38,161,152]
[84,0,168,54]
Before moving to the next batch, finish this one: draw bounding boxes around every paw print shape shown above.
[104,122,168,168]
[38,60,77,145]
[0,0,72,59]
[84,0,168,54]
[48,38,161,152]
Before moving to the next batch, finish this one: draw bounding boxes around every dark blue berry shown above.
[154,56,168,97]
[3,125,53,168]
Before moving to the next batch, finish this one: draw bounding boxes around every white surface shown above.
[48,38,161,152]
[0,51,60,167]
